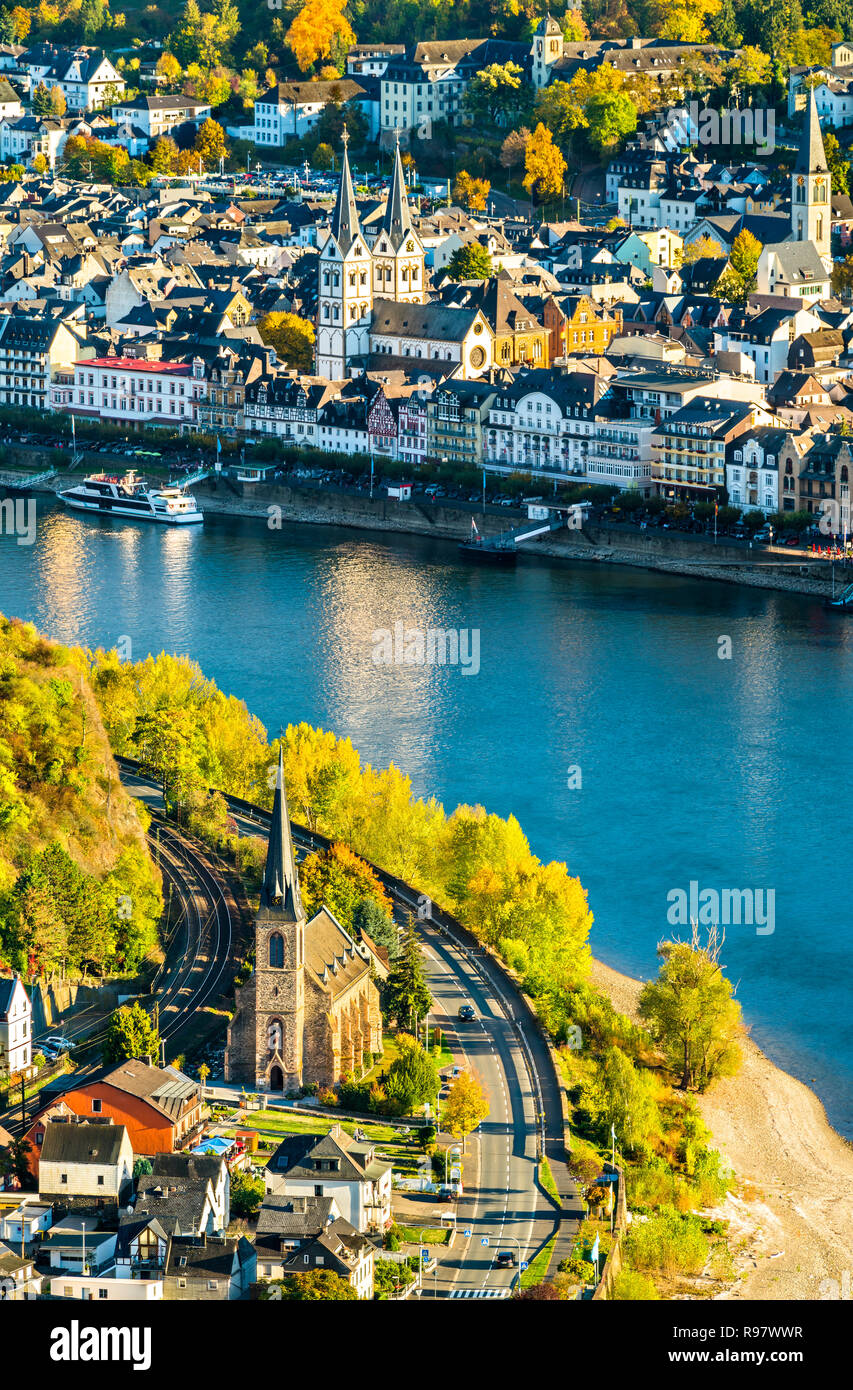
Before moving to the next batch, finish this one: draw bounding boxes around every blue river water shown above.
[2,501,852,1136]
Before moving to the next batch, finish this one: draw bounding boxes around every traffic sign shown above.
[481,1236,489,1246]
[464,1228,472,1237]
[521,1261,528,1271]
[421,1248,429,1261]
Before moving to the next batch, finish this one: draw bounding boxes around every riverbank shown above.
[2,465,845,602]
[590,957,853,1301]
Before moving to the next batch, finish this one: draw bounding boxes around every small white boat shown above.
[59,470,203,525]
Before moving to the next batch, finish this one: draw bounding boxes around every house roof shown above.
[256,1194,337,1238]
[267,1123,390,1185]
[40,1118,128,1168]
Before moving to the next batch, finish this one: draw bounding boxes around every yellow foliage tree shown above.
[522,122,566,203]
[453,169,490,210]
[443,1070,489,1151]
[156,51,182,84]
[286,0,355,75]
[258,311,316,373]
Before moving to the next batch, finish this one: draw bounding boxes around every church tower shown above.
[372,138,426,305]
[792,87,831,266]
[252,749,305,1091]
[316,126,373,380]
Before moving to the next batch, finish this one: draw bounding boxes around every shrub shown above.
[623,1210,709,1278]
[318,1086,338,1107]
[610,1268,660,1300]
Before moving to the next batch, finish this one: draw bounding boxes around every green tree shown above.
[446,243,494,280]
[385,916,432,1031]
[231,1169,265,1218]
[351,897,399,960]
[824,131,850,197]
[462,61,531,126]
[585,91,638,151]
[256,1270,358,1299]
[133,706,206,817]
[638,925,744,1091]
[103,1001,160,1064]
[383,1033,439,1113]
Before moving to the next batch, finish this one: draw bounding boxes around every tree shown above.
[523,123,567,203]
[198,1062,211,1087]
[385,915,431,1031]
[230,1169,264,1218]
[446,243,494,280]
[651,0,721,43]
[585,91,638,151]
[133,706,206,815]
[149,135,179,174]
[313,140,335,170]
[133,1156,153,1180]
[680,234,723,265]
[443,1069,489,1150]
[383,1033,439,1113]
[462,61,531,127]
[286,0,355,75]
[0,1135,32,1187]
[256,1270,358,1299]
[194,117,227,170]
[824,131,851,197]
[156,51,182,85]
[715,228,761,304]
[103,1001,160,1064]
[499,127,530,172]
[452,169,490,211]
[257,310,316,373]
[638,924,744,1091]
[351,897,399,960]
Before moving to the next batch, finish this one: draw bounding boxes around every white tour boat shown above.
[59,470,203,525]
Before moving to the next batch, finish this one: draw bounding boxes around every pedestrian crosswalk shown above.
[449,1288,511,1299]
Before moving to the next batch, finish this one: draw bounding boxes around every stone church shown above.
[225,753,383,1091]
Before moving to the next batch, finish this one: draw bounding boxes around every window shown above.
[92,1098,102,1113]
[97,1175,104,1186]
[207,1280,218,1290]
[61,1173,67,1184]
[269,933,284,968]
[98,1288,108,1299]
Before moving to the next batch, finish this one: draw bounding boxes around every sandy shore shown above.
[590,956,853,1301]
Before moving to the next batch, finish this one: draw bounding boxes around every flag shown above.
[216,436,222,455]
[715,501,718,515]
[590,1234,600,1265]
[611,1124,616,1142]
[472,518,479,535]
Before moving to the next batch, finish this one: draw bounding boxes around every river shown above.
[3,501,852,1137]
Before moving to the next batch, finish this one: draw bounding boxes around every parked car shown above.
[43,1035,71,1053]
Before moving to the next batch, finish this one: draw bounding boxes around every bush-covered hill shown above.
[0,615,162,980]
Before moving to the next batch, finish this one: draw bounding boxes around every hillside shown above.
[0,614,162,981]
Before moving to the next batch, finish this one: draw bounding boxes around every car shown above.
[495,1251,516,1268]
[43,1035,71,1052]
[458,1004,476,1020]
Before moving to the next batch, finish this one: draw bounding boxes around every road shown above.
[418,923,558,1298]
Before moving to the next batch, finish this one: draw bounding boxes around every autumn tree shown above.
[824,131,851,197]
[680,234,724,265]
[715,228,761,303]
[257,310,315,372]
[32,82,65,117]
[286,0,355,75]
[255,1271,358,1299]
[452,169,490,211]
[194,117,228,170]
[149,135,179,174]
[651,0,721,42]
[156,51,182,84]
[446,243,493,280]
[638,925,744,1091]
[298,841,392,927]
[523,123,567,203]
[443,1069,489,1151]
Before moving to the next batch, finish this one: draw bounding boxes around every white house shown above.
[110,94,211,144]
[0,1201,53,1246]
[21,44,124,111]
[38,1118,133,1210]
[726,427,787,513]
[253,79,367,147]
[52,353,200,428]
[264,1124,392,1234]
[0,975,32,1078]
[757,242,832,302]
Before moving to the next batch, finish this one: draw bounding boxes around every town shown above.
[1,0,853,1333]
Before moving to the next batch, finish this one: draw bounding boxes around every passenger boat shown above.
[59,470,203,524]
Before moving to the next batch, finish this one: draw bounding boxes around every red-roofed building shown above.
[51,354,203,428]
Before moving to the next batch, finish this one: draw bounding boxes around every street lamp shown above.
[444,1143,462,1184]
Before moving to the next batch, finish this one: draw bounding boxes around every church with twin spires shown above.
[315,130,427,381]
[224,751,383,1092]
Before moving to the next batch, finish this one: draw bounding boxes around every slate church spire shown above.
[329,124,360,254]
[260,747,303,921]
[791,86,830,263]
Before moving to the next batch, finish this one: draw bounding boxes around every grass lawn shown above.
[539,1156,561,1206]
[519,1233,557,1289]
[398,1225,451,1246]
[218,1110,426,1172]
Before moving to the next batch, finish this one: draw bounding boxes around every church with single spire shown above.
[224,749,383,1092]
[316,129,426,380]
[791,86,831,267]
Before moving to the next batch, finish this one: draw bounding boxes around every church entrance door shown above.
[269,1065,283,1091]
